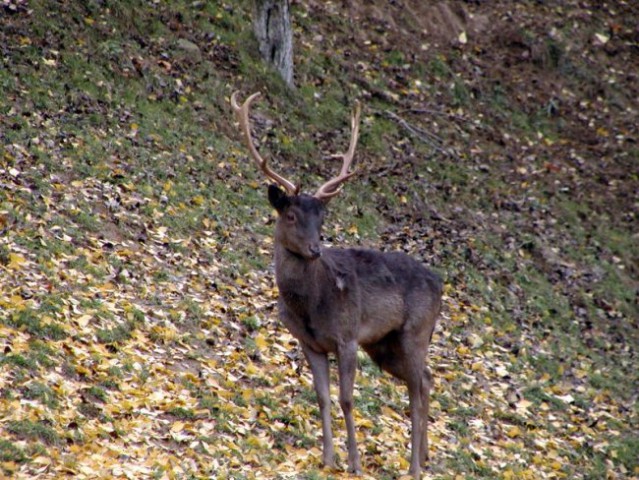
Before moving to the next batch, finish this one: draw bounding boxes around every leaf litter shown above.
[1,1,638,479]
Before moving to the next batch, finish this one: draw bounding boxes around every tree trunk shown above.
[253,0,294,88]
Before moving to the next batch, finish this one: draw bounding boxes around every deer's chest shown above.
[278,286,356,353]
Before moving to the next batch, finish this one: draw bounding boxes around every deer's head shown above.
[231,91,361,261]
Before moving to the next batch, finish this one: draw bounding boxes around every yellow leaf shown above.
[506,426,521,438]
[255,334,268,350]
[8,253,26,270]
[356,418,374,428]
[397,456,410,470]
[75,314,92,328]
[516,399,533,412]
[471,361,483,372]
[1,462,17,473]
[456,345,470,355]
[246,435,262,448]
[8,295,25,308]
[171,421,185,433]
[443,371,458,381]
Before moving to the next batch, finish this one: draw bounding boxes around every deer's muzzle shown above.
[308,244,322,260]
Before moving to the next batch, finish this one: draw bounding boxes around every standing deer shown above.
[231,91,442,479]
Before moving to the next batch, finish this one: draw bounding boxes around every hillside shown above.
[1,1,637,479]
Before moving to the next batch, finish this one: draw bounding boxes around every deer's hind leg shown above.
[420,366,432,464]
[363,332,427,479]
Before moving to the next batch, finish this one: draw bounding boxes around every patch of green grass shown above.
[177,298,204,327]
[451,77,471,107]
[385,50,407,67]
[5,308,68,341]
[152,269,170,282]
[493,409,530,428]
[220,248,267,277]
[526,352,564,382]
[359,353,381,377]
[512,266,573,326]
[67,253,107,280]
[23,382,59,409]
[96,321,134,344]
[99,377,120,390]
[137,365,151,385]
[609,435,639,473]
[447,448,493,477]
[77,401,103,420]
[455,405,478,419]
[1,353,38,370]
[0,439,27,464]
[429,56,449,78]
[364,115,397,155]
[283,472,335,480]
[355,384,383,419]
[0,244,11,265]
[167,407,196,420]
[198,394,221,415]
[7,419,60,445]
[588,371,619,392]
[581,455,609,480]
[522,385,567,412]
[447,419,470,436]
[241,315,262,332]
[86,386,108,403]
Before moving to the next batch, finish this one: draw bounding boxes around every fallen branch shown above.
[380,110,460,161]
[399,107,472,125]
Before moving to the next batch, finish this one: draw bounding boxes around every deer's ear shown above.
[268,184,290,213]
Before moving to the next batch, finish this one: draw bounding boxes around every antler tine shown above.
[230,91,299,195]
[314,100,362,201]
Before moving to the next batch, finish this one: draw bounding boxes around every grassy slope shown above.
[1,1,637,479]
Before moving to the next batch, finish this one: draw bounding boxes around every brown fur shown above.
[268,185,442,478]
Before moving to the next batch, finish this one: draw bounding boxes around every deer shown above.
[230,91,442,479]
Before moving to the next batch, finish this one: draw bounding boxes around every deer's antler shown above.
[230,91,299,195]
[314,100,362,201]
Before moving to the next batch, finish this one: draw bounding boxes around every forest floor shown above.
[0,1,637,479]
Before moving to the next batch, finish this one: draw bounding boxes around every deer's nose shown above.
[308,244,322,259]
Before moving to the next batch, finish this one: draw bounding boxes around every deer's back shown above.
[326,248,442,345]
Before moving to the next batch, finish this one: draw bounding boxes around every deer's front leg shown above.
[302,346,335,469]
[337,341,362,474]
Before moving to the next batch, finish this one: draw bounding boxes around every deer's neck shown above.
[274,243,325,292]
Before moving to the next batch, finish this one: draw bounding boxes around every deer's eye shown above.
[286,212,296,223]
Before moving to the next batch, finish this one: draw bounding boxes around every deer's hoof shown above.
[348,466,363,476]
[322,460,336,470]
[409,464,424,480]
